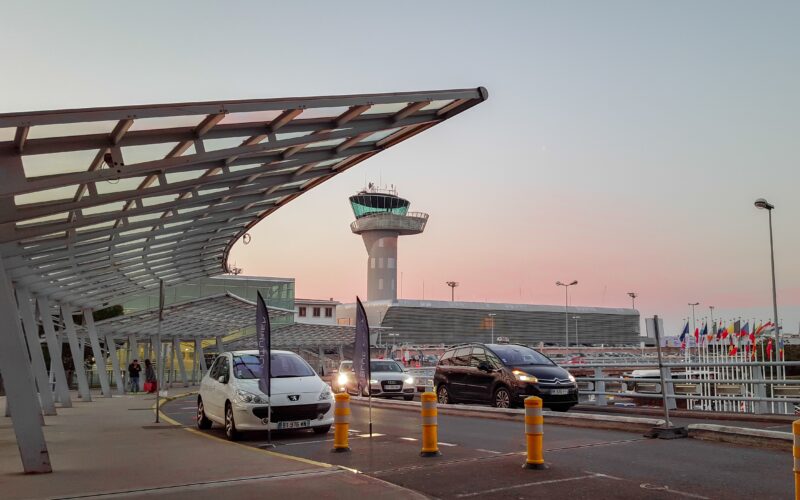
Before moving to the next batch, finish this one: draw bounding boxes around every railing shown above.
[564,360,800,415]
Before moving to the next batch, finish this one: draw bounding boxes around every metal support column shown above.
[16,289,56,415]
[174,337,188,387]
[0,258,52,473]
[61,307,92,401]
[594,367,607,407]
[83,308,111,398]
[318,345,326,376]
[105,335,125,395]
[195,338,207,372]
[215,335,224,354]
[37,298,71,408]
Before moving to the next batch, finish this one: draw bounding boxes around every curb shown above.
[687,424,792,451]
[349,397,664,433]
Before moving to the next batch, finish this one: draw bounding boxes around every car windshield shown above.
[232,353,316,379]
[490,346,554,366]
[370,361,403,373]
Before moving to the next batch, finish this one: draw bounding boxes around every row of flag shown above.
[678,319,782,358]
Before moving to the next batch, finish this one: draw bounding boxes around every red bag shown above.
[144,381,157,393]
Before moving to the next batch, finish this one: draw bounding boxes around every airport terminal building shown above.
[338,299,642,347]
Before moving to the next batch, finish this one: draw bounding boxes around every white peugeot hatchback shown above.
[197,350,334,440]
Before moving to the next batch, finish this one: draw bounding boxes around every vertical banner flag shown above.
[353,296,371,394]
[256,291,271,397]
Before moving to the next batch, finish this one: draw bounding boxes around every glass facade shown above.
[349,192,410,218]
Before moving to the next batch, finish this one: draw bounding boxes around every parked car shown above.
[434,343,579,411]
[338,359,416,400]
[197,350,333,440]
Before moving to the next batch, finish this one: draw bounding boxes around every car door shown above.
[448,347,473,399]
[464,347,494,402]
[208,355,230,420]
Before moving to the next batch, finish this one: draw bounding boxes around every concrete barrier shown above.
[687,423,792,451]
[349,397,664,433]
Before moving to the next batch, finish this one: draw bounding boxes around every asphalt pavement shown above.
[163,395,794,499]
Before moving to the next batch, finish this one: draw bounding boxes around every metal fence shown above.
[566,360,800,415]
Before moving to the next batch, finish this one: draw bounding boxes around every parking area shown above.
[163,395,793,499]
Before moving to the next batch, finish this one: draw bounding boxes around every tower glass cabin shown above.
[349,187,428,302]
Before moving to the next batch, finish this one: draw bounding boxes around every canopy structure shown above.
[0,87,487,474]
[0,87,488,310]
[82,292,293,339]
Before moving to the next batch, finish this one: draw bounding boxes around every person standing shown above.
[127,360,141,393]
[144,359,157,393]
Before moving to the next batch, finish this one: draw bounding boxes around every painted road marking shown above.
[180,406,196,410]
[400,437,418,441]
[357,433,385,438]
[475,448,501,454]
[640,483,709,499]
[456,473,605,497]
[438,442,457,447]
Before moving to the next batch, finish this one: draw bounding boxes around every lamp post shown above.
[572,316,581,346]
[446,281,459,302]
[754,198,781,347]
[556,280,578,348]
[488,313,496,343]
[627,292,638,309]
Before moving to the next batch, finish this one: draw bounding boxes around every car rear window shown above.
[490,346,553,366]
[370,361,403,373]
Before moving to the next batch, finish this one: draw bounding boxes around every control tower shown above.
[349,185,428,302]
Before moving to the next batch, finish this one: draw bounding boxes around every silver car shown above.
[338,359,416,400]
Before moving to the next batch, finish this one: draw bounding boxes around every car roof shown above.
[225,350,295,356]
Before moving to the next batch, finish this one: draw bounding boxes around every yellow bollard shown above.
[420,392,441,457]
[523,396,546,470]
[332,392,351,453]
[794,420,800,499]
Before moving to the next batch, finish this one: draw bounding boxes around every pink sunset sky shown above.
[3,1,798,335]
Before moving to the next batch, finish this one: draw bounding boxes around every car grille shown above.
[252,403,331,422]
[381,380,403,392]
[537,377,575,388]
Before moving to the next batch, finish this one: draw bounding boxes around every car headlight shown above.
[369,379,378,384]
[568,373,576,383]
[404,376,414,385]
[236,389,267,404]
[319,385,332,401]
[337,373,348,386]
[512,369,538,383]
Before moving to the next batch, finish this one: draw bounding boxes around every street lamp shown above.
[446,281,459,302]
[572,316,581,346]
[627,292,638,309]
[755,198,781,346]
[688,302,699,348]
[488,313,497,343]
[556,280,578,348]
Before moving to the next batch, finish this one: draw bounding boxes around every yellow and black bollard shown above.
[420,392,441,457]
[523,396,546,469]
[794,420,800,499]
[332,392,351,453]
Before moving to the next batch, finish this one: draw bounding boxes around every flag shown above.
[729,344,737,356]
[759,321,775,335]
[256,291,271,397]
[734,320,741,336]
[754,322,764,336]
[352,296,371,394]
[693,327,699,345]
[767,339,774,360]
[702,323,711,342]
[740,322,749,339]
[780,340,785,360]
[716,321,724,340]
[679,322,689,343]
[723,322,732,339]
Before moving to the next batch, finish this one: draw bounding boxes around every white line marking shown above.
[456,474,600,497]
[400,437,418,441]
[640,483,709,499]
[475,448,502,454]
[180,406,196,410]
[357,433,385,438]
[437,442,457,447]
[278,439,334,446]
[348,429,361,433]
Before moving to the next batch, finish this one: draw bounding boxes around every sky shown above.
[2,1,798,335]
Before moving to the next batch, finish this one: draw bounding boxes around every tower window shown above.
[313,307,321,317]
[370,258,376,269]
[325,307,333,317]
[388,258,395,269]
[378,257,384,268]
[378,278,384,290]
[298,307,306,317]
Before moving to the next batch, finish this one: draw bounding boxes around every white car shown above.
[197,350,334,440]
[338,359,416,400]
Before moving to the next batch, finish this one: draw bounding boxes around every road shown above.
[163,395,792,499]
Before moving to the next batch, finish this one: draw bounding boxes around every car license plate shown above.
[278,420,311,430]
[384,384,401,390]
[551,388,569,395]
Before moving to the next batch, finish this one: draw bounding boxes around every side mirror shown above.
[477,361,492,372]
[217,375,227,384]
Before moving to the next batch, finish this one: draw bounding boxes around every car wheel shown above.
[493,386,511,408]
[224,402,240,441]
[196,397,212,430]
[437,385,451,404]
[550,404,573,413]
[403,395,414,401]
[313,425,331,434]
